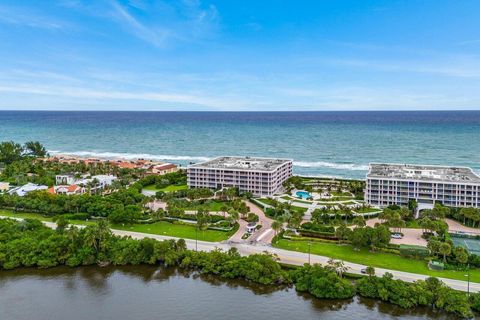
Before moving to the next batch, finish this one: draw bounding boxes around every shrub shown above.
[291,264,356,299]
[301,222,335,233]
[399,245,429,259]
[298,229,338,240]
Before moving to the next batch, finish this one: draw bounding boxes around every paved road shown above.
[2,215,478,293]
[109,227,480,293]
[245,200,275,243]
[446,218,480,235]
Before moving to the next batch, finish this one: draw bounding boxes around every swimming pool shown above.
[296,191,311,199]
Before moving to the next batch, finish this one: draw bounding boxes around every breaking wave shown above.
[48,150,212,163]
[48,150,368,171]
[293,161,368,171]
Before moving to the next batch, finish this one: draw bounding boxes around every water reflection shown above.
[0,266,458,320]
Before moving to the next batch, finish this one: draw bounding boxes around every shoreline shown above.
[1,214,478,292]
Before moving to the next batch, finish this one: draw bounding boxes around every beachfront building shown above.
[75,175,117,193]
[56,174,77,185]
[48,184,85,195]
[8,183,48,197]
[45,156,178,176]
[150,163,179,175]
[54,174,117,194]
[365,163,480,209]
[187,156,293,197]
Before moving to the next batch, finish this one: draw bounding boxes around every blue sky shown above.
[0,0,479,111]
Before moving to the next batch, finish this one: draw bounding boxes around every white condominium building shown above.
[365,163,480,208]
[187,156,293,197]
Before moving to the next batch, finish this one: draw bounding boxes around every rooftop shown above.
[188,156,292,172]
[367,163,480,183]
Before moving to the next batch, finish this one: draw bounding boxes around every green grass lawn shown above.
[292,206,308,213]
[0,210,234,242]
[354,207,382,214]
[331,191,353,197]
[111,221,234,242]
[274,239,480,283]
[256,198,277,206]
[292,199,312,204]
[197,200,226,211]
[143,184,188,192]
[0,210,54,222]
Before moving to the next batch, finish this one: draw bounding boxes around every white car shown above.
[391,233,403,239]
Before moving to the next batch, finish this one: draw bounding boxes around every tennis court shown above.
[451,235,480,255]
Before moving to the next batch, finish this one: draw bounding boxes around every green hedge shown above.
[301,222,335,233]
[399,244,429,258]
[298,229,338,240]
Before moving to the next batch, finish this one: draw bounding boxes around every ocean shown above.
[0,111,479,179]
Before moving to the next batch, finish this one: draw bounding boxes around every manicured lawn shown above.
[293,199,312,204]
[180,200,230,212]
[256,198,277,206]
[0,210,233,242]
[292,206,308,213]
[197,200,227,212]
[354,207,382,214]
[274,239,480,283]
[111,221,234,242]
[143,184,188,192]
[331,191,353,197]
[0,210,94,225]
[0,210,54,222]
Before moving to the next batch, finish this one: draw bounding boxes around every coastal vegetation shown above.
[0,218,476,318]
[274,238,480,282]
[0,145,237,241]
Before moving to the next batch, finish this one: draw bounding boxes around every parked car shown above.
[391,233,403,239]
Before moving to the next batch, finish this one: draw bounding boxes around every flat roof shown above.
[367,163,480,183]
[188,156,292,172]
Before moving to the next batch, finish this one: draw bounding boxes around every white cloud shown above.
[107,0,218,47]
[0,5,66,30]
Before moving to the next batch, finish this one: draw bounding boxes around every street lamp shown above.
[308,242,311,265]
[195,227,198,252]
[465,264,470,296]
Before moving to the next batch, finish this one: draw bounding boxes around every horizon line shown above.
[1,109,480,113]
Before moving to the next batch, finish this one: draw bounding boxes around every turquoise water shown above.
[296,191,311,199]
[0,111,479,179]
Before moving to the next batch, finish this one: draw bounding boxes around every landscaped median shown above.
[273,238,480,283]
[0,210,237,242]
[110,221,238,242]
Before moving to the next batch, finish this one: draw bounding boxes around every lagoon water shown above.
[0,266,452,320]
[1,111,479,179]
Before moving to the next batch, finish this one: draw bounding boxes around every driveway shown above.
[366,218,427,246]
[446,218,480,235]
[243,200,275,244]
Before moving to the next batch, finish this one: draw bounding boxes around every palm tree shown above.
[439,242,451,263]
[220,204,229,218]
[24,141,47,157]
[326,258,349,278]
[271,220,283,235]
